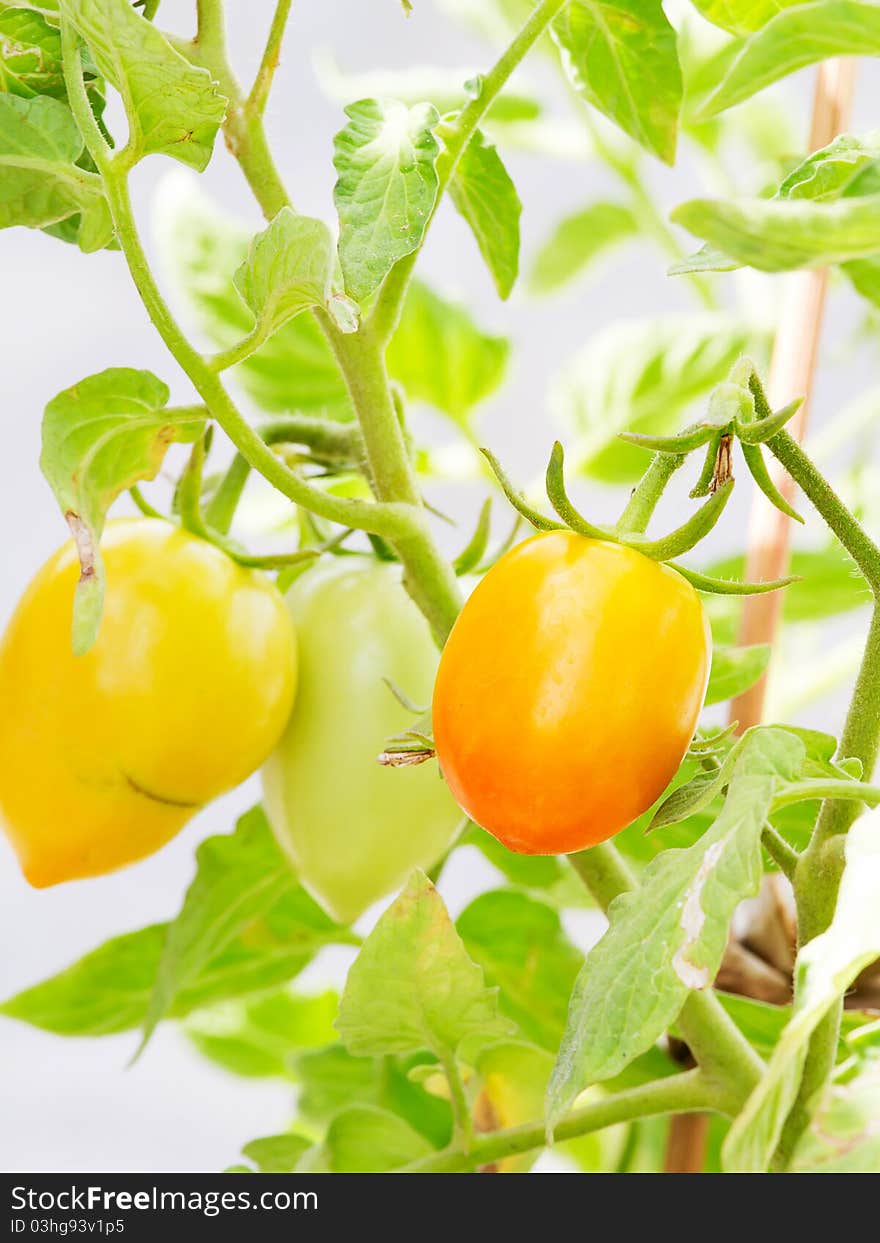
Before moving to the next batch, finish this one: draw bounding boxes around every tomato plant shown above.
[2,0,880,1185]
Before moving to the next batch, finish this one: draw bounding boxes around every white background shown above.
[1,0,878,1172]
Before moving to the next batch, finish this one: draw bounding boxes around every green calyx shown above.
[481,416,795,597]
[623,358,805,523]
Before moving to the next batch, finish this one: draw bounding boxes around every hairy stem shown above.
[188,2,463,641]
[762,445,880,1165]
[767,431,880,591]
[441,1053,475,1151]
[400,1070,718,1173]
[61,24,412,542]
[247,0,294,116]
[188,0,290,220]
[328,331,463,642]
[761,825,799,880]
[616,451,685,536]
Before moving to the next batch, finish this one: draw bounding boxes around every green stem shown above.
[765,429,880,1167]
[767,430,880,592]
[207,327,267,373]
[189,3,463,643]
[771,780,880,814]
[761,825,799,880]
[369,0,570,344]
[61,28,413,542]
[441,1054,475,1152]
[204,416,365,535]
[568,842,635,908]
[401,1070,716,1173]
[328,331,463,643]
[774,607,880,1170]
[203,455,251,536]
[188,1,290,220]
[247,0,294,116]
[616,451,685,535]
[129,485,166,521]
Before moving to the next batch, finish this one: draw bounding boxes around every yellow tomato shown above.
[0,518,297,885]
[433,532,711,854]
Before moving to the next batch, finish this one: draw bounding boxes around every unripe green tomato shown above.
[262,558,462,924]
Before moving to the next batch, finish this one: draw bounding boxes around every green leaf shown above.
[0,92,111,248]
[387,278,510,427]
[777,133,880,202]
[686,0,807,35]
[671,192,880,273]
[844,254,880,310]
[333,97,440,301]
[294,1045,453,1147]
[1,906,342,1038]
[185,989,339,1079]
[155,176,354,418]
[61,0,226,169]
[550,313,755,482]
[528,200,637,295]
[458,891,583,1051]
[240,1132,312,1173]
[449,127,521,299]
[319,1106,434,1173]
[336,871,511,1060]
[39,366,202,653]
[0,923,169,1036]
[547,728,805,1128]
[705,643,771,706]
[0,4,65,97]
[792,1057,880,1172]
[695,2,880,120]
[233,207,337,338]
[551,0,683,164]
[723,808,880,1172]
[673,133,880,277]
[139,807,350,1052]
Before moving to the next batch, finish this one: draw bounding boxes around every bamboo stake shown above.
[665,59,858,1176]
[730,59,858,725]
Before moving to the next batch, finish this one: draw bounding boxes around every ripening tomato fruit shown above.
[262,559,462,925]
[432,532,711,854]
[0,518,297,886]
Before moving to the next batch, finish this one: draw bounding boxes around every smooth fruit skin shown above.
[432,532,711,855]
[0,518,297,886]
[262,559,462,925]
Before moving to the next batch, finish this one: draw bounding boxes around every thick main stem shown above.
[773,605,880,1166]
[667,57,859,1181]
[329,331,463,643]
[756,431,880,1165]
[188,3,462,642]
